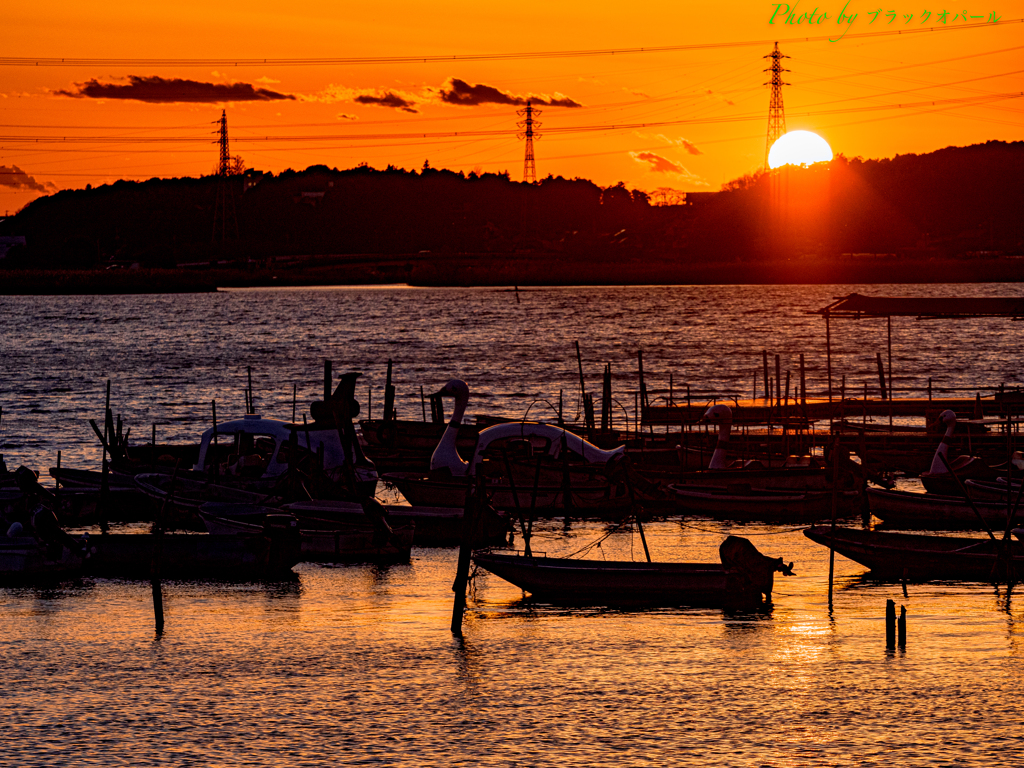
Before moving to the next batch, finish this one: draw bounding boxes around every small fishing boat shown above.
[135,472,269,508]
[198,504,414,563]
[0,535,86,582]
[473,535,793,607]
[659,405,858,492]
[803,525,1023,580]
[866,486,1012,528]
[667,483,859,522]
[82,520,301,579]
[283,499,510,546]
[0,506,88,582]
[964,478,1022,503]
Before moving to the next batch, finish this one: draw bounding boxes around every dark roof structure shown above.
[816,293,1024,320]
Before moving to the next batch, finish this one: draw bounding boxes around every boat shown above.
[81,516,301,579]
[283,499,510,546]
[667,483,860,522]
[198,504,414,563]
[472,535,793,607]
[662,405,858,492]
[191,408,377,498]
[383,379,631,512]
[918,410,1001,494]
[49,367,379,519]
[866,486,1013,528]
[0,507,88,582]
[803,525,1023,580]
[964,478,1023,503]
[134,473,269,526]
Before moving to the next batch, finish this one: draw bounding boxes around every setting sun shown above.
[768,130,834,169]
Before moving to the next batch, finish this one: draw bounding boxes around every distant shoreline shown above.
[2,254,1023,295]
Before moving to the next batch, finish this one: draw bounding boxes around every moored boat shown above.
[283,499,510,546]
[473,535,793,607]
[81,528,301,579]
[803,525,1023,580]
[668,483,859,521]
[198,504,414,563]
[866,486,1012,528]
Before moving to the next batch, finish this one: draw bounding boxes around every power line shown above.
[0,19,1016,68]
[2,91,1019,146]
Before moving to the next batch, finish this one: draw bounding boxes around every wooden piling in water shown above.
[762,350,770,406]
[828,437,840,606]
[451,475,482,634]
[98,381,111,535]
[575,341,586,406]
[384,359,395,422]
[886,599,896,649]
[151,461,179,636]
[898,604,907,648]
[637,349,648,410]
[775,354,782,406]
[799,353,807,407]
[876,353,888,400]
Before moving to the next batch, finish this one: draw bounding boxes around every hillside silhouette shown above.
[1,141,1021,288]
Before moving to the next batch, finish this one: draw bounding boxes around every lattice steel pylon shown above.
[216,109,231,176]
[763,42,790,169]
[212,109,238,243]
[516,101,542,183]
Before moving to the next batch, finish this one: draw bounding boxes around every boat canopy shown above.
[469,422,624,470]
[193,414,349,477]
[816,293,1024,320]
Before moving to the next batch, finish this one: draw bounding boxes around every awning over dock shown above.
[815,293,1024,320]
[814,293,1024,402]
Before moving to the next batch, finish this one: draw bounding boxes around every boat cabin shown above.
[193,414,357,479]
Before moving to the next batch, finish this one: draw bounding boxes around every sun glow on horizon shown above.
[768,131,834,169]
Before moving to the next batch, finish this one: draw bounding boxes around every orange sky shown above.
[2,0,1022,214]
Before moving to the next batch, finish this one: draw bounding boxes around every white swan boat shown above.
[383,379,630,512]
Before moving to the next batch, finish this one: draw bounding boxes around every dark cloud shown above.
[0,164,55,193]
[353,92,418,113]
[55,75,295,103]
[679,139,703,156]
[630,151,687,175]
[437,78,582,108]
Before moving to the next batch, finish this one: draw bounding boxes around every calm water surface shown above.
[2,285,1023,766]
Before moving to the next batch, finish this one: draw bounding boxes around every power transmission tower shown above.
[212,109,238,244]
[516,101,541,183]
[217,109,231,176]
[763,42,789,169]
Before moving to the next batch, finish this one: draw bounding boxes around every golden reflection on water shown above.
[4,286,1024,764]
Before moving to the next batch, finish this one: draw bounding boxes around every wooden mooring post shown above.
[886,599,896,649]
[762,350,770,406]
[451,475,482,635]
[384,359,395,422]
[898,604,907,648]
[827,437,841,606]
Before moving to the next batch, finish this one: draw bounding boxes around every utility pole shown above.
[516,101,541,184]
[763,42,789,169]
